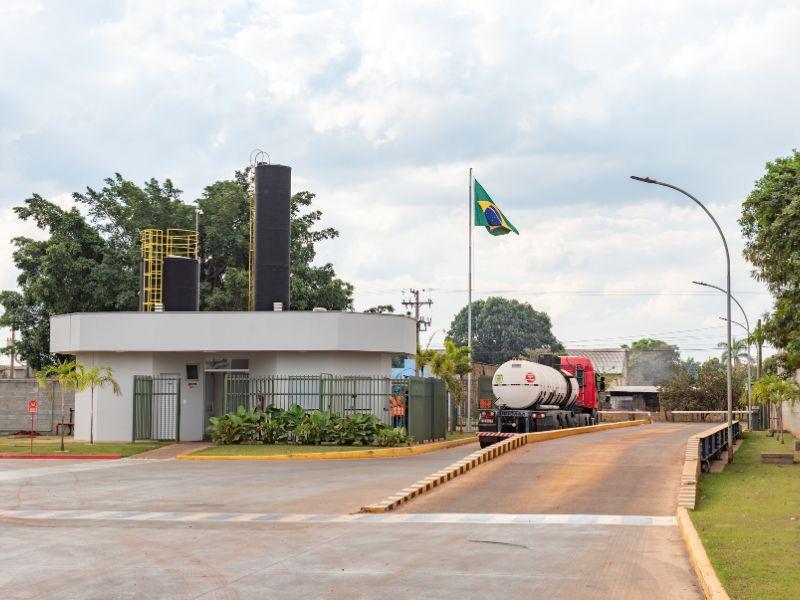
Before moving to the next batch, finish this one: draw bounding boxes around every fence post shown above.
[175,378,181,443]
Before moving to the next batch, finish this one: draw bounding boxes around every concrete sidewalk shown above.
[128,442,209,459]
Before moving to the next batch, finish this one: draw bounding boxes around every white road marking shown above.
[0,509,678,527]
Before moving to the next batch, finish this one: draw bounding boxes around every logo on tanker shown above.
[495,374,504,384]
[524,372,536,384]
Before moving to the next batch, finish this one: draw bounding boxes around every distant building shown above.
[565,348,629,387]
[606,385,659,412]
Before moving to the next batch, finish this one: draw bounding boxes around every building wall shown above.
[72,350,396,442]
[783,401,800,437]
[0,379,74,434]
[75,352,154,442]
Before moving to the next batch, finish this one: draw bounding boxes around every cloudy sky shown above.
[2,0,797,362]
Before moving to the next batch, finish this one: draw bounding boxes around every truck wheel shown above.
[479,437,495,448]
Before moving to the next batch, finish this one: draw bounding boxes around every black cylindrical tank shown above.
[253,163,291,311]
[163,256,198,311]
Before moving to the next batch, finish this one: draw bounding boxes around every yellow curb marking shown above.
[175,435,476,461]
[676,507,730,600]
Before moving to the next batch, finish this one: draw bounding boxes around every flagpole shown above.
[467,168,473,433]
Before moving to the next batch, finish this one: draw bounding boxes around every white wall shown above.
[73,350,396,442]
[75,352,154,442]
[51,312,415,355]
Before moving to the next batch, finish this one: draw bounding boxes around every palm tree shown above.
[717,337,750,366]
[79,365,121,444]
[36,359,85,452]
[750,374,800,443]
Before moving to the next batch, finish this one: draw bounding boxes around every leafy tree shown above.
[35,359,86,451]
[198,176,353,311]
[680,357,701,379]
[448,297,562,364]
[416,341,471,430]
[716,337,751,366]
[749,373,800,443]
[626,339,680,386]
[660,357,747,419]
[740,150,800,361]
[364,305,395,314]
[2,171,354,367]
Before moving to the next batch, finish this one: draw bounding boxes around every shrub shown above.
[207,405,412,447]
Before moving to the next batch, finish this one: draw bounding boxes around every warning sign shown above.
[28,399,38,413]
[524,372,536,384]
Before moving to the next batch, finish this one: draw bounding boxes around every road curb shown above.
[0,454,122,460]
[676,507,730,600]
[360,419,650,513]
[175,436,477,461]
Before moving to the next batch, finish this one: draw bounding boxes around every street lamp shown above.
[694,278,752,430]
[718,315,752,430]
[631,176,734,462]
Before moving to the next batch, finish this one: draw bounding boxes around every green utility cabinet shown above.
[406,377,447,442]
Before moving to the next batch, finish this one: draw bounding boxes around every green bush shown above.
[206,405,412,447]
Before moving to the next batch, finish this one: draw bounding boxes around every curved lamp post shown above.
[694,277,752,429]
[718,316,752,429]
[630,176,734,462]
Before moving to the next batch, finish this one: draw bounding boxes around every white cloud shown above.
[0,0,790,363]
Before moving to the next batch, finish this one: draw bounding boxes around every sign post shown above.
[28,399,38,455]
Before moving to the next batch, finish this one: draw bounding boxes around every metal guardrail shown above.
[697,420,741,463]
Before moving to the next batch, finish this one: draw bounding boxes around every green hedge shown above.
[207,405,412,447]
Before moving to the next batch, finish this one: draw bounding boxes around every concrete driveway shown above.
[0,424,706,599]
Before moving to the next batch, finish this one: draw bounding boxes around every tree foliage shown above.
[716,336,751,366]
[448,297,562,365]
[660,357,747,415]
[1,171,353,369]
[626,338,680,386]
[740,150,800,360]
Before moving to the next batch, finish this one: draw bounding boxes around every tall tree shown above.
[740,150,800,363]
[198,172,353,311]
[1,170,354,368]
[660,357,747,418]
[448,297,562,364]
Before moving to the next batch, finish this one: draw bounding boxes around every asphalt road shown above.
[0,424,706,599]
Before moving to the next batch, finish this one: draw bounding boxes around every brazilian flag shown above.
[473,179,519,236]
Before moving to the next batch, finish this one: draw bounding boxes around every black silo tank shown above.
[253,163,291,311]
[163,256,198,311]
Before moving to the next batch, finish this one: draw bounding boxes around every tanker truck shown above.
[477,354,605,448]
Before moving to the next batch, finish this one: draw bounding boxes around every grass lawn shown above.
[0,435,167,457]
[194,432,477,456]
[690,431,800,600]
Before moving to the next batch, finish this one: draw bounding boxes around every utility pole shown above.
[402,289,432,375]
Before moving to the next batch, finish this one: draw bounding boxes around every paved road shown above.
[405,422,706,515]
[0,443,479,514]
[0,425,707,599]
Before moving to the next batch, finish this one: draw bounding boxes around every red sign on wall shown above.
[28,399,38,413]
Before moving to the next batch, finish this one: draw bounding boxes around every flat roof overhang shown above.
[50,312,416,354]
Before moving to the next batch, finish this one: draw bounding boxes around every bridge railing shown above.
[679,420,742,509]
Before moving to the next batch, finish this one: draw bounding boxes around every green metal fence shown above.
[132,376,181,442]
[223,374,399,425]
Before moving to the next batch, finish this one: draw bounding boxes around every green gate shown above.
[223,374,396,425]
[407,377,447,442]
[132,376,181,442]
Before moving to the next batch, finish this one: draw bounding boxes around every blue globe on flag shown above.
[483,206,503,227]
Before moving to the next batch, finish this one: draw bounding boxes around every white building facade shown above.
[50,312,416,442]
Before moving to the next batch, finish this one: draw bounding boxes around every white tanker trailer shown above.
[477,354,604,448]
